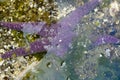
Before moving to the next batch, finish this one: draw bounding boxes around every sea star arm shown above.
[1,38,50,59]
[1,0,102,58]
[87,35,120,50]
[58,0,101,27]
[1,23,58,59]
[48,0,101,56]
[1,47,27,59]
[0,22,46,33]
[94,35,120,46]
[0,22,23,31]
[0,0,101,34]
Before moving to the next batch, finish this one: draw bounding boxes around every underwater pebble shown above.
[105,48,111,57]
[109,1,119,17]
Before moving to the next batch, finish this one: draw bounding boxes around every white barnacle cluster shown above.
[109,1,119,17]
[57,4,75,19]
[104,48,111,57]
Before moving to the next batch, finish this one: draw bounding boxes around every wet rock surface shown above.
[0,0,120,80]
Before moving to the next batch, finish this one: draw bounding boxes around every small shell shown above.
[109,1,119,17]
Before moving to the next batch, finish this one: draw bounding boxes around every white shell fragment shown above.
[109,1,119,17]
[105,48,111,57]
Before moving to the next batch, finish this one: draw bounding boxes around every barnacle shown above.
[0,0,58,22]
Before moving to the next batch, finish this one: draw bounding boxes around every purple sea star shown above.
[87,35,120,50]
[0,0,101,59]
[93,35,120,46]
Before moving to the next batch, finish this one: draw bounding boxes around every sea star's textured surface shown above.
[0,0,101,59]
[87,35,120,50]
[94,35,120,46]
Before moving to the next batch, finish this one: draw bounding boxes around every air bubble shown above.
[84,51,88,54]
[59,39,62,42]
[77,42,80,45]
[60,61,66,68]
[50,29,54,32]
[44,45,50,50]
[46,62,52,68]
[66,77,71,80]
[83,44,86,47]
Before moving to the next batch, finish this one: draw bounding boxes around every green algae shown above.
[0,0,58,23]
